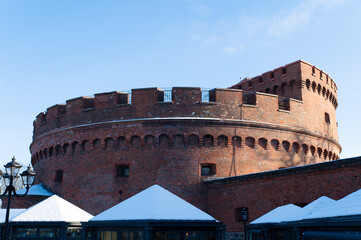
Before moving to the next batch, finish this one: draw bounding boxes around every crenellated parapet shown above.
[33,87,337,142]
[229,60,338,109]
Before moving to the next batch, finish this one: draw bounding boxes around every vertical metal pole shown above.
[3,177,13,240]
[243,222,247,240]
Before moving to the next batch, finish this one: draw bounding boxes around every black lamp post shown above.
[0,156,36,240]
[240,207,248,240]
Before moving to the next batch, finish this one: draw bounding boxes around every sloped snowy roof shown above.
[0,209,26,223]
[306,189,361,220]
[11,195,93,222]
[251,204,301,224]
[283,196,335,222]
[251,188,361,226]
[90,185,216,222]
[15,184,54,196]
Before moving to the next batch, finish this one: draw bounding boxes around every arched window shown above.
[322,87,326,97]
[117,136,127,150]
[306,79,311,90]
[272,85,279,95]
[317,84,322,94]
[93,139,101,150]
[55,145,61,156]
[145,135,155,148]
[271,139,279,150]
[310,146,316,156]
[258,138,267,150]
[245,137,255,148]
[281,82,287,94]
[131,136,141,148]
[174,134,184,147]
[159,134,170,147]
[81,140,89,152]
[282,141,290,151]
[312,82,317,92]
[49,147,54,157]
[302,144,309,155]
[325,112,330,124]
[203,135,214,147]
[62,143,69,155]
[217,135,228,147]
[292,142,300,153]
[317,147,323,158]
[43,149,48,158]
[71,141,79,153]
[105,138,114,150]
[188,134,199,147]
[323,149,328,160]
[232,136,242,148]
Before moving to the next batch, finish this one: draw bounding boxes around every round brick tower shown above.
[30,60,341,214]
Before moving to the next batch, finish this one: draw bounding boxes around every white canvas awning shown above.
[11,195,93,222]
[90,185,217,222]
[251,204,301,224]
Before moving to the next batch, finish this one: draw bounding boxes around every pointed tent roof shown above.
[251,204,301,224]
[306,189,361,220]
[90,185,216,222]
[283,196,335,222]
[11,195,93,222]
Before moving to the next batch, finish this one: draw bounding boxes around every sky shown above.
[0,0,360,169]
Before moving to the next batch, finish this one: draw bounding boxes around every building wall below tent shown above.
[206,157,361,236]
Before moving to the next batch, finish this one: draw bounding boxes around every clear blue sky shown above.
[0,0,360,168]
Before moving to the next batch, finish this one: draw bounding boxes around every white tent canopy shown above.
[91,185,217,222]
[251,204,301,224]
[283,196,335,222]
[251,188,361,225]
[11,195,93,222]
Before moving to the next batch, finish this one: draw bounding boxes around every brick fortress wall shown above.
[30,60,341,215]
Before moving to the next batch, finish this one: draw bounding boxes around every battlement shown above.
[33,86,338,144]
[229,60,338,109]
[34,88,293,126]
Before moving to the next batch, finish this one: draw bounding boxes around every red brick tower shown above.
[30,60,341,214]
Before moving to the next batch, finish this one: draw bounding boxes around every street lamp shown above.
[240,207,249,240]
[0,156,36,240]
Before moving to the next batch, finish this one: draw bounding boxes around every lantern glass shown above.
[4,157,22,177]
[3,174,10,187]
[20,166,36,188]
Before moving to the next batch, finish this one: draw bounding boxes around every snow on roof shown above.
[306,189,361,220]
[283,196,335,222]
[252,189,361,225]
[90,185,216,222]
[0,209,26,223]
[251,204,301,224]
[11,195,93,222]
[16,184,54,196]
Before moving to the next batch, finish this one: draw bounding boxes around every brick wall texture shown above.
[25,60,345,233]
